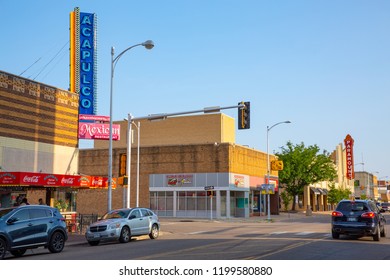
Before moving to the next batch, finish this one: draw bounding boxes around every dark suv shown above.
[331,199,386,241]
[0,205,68,259]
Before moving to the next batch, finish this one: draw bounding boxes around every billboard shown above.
[70,7,97,115]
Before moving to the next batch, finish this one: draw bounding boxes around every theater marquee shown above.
[344,134,355,180]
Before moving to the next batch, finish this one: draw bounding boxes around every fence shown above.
[65,213,98,234]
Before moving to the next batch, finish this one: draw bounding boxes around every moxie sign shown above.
[344,134,355,180]
[0,172,116,189]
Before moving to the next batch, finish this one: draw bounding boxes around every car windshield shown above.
[0,208,14,219]
[337,202,368,212]
[101,209,130,220]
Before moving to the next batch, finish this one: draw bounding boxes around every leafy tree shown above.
[327,183,351,207]
[276,141,337,211]
[280,190,293,212]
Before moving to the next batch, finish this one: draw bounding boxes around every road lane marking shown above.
[188,231,207,235]
[295,232,314,236]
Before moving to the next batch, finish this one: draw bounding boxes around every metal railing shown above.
[65,213,98,234]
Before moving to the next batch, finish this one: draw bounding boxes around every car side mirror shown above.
[129,215,136,220]
[7,217,18,224]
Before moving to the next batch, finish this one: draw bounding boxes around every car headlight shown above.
[109,223,121,230]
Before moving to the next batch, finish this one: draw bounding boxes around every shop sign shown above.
[0,172,20,184]
[78,122,120,140]
[234,175,245,187]
[344,134,355,180]
[79,114,110,122]
[0,172,115,189]
[166,174,193,187]
[79,12,96,115]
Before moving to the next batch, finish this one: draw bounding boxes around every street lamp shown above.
[108,40,154,212]
[125,114,141,208]
[266,120,291,221]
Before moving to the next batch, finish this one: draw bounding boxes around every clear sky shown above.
[1,1,389,178]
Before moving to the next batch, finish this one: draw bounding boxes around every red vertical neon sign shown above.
[344,134,355,180]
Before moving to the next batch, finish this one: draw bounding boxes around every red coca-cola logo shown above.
[23,175,40,183]
[61,177,75,184]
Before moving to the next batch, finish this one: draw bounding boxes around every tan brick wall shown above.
[94,113,236,149]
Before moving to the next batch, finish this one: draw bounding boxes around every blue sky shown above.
[1,1,389,178]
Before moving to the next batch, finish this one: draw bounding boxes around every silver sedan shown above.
[85,207,160,246]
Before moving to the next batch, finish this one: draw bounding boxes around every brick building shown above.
[78,114,280,218]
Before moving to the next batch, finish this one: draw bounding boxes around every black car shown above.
[331,199,386,241]
[0,205,68,259]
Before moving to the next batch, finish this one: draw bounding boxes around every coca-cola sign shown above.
[78,123,120,140]
[23,175,41,184]
[0,172,115,189]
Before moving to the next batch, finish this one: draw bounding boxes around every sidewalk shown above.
[65,210,333,246]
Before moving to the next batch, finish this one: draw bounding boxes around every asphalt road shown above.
[6,211,390,260]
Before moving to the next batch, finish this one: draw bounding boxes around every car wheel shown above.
[149,224,159,239]
[381,224,386,237]
[373,225,381,241]
[10,249,27,257]
[119,227,131,243]
[331,230,339,239]
[88,241,100,246]
[0,238,6,259]
[48,232,66,253]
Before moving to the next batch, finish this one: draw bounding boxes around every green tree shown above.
[276,141,337,211]
[327,183,352,208]
[280,190,293,212]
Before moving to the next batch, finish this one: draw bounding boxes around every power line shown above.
[32,40,69,81]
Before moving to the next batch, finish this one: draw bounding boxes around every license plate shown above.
[347,217,357,222]
[93,233,100,238]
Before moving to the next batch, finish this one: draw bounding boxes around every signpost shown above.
[258,184,275,216]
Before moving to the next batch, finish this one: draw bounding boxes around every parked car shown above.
[380,202,390,212]
[85,207,160,246]
[0,205,68,259]
[331,199,386,241]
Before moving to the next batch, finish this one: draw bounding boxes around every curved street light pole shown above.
[108,40,154,212]
[266,120,291,221]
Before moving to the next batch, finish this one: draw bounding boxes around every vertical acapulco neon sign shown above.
[70,7,97,115]
[344,134,355,180]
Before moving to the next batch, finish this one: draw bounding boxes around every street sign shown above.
[258,184,275,194]
[204,186,214,190]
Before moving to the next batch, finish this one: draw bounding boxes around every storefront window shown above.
[54,189,77,212]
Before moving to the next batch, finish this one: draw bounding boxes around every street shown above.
[6,211,390,260]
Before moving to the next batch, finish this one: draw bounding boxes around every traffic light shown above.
[119,154,127,176]
[238,101,250,129]
[271,160,284,171]
[117,176,128,185]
